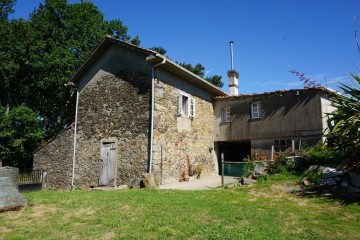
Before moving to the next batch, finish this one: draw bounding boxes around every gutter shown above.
[148,57,166,173]
[71,89,79,188]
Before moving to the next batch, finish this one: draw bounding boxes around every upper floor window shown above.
[178,93,195,118]
[251,101,262,119]
[221,107,231,123]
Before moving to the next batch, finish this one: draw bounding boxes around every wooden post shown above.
[221,153,224,187]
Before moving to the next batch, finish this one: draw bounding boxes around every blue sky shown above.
[11,0,360,94]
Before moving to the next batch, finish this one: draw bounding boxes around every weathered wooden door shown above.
[99,142,116,186]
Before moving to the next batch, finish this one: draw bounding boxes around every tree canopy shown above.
[0,0,138,167]
[178,62,224,88]
[0,0,224,168]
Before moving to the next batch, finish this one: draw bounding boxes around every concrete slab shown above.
[159,175,240,190]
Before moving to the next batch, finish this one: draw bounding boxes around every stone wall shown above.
[33,127,73,189]
[75,69,151,187]
[152,70,217,184]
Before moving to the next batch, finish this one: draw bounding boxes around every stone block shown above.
[315,178,337,186]
[0,167,28,212]
[340,180,349,189]
[143,173,157,188]
[350,172,360,188]
[240,177,257,185]
[130,178,144,189]
[301,177,312,186]
[348,186,360,194]
[322,171,343,179]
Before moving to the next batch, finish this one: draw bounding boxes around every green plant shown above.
[267,149,297,174]
[302,144,344,167]
[1,175,360,239]
[327,73,360,164]
[242,156,256,176]
[194,164,203,178]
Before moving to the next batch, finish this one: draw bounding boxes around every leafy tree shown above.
[21,0,137,138]
[326,74,360,163]
[0,105,44,168]
[150,46,167,55]
[0,0,15,20]
[206,75,224,88]
[179,62,224,88]
[0,0,139,166]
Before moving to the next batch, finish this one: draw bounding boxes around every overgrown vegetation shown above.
[1,175,359,239]
[326,73,360,164]
[266,143,346,175]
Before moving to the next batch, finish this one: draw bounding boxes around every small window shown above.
[251,101,261,119]
[178,93,195,118]
[221,107,231,123]
[274,139,292,152]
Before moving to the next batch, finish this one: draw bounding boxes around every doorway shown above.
[99,142,116,186]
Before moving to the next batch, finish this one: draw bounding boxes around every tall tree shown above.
[179,62,224,88]
[0,0,15,20]
[24,0,138,138]
[0,105,44,168]
[0,0,139,167]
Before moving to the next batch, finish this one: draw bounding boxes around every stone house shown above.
[33,36,227,189]
[33,37,335,189]
[214,87,335,163]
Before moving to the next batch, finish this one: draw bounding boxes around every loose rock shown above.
[143,173,156,188]
[315,178,337,186]
[0,167,28,212]
[240,177,257,185]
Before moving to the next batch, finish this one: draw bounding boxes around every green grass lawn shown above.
[1,174,359,240]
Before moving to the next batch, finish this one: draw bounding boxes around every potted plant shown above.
[195,164,203,179]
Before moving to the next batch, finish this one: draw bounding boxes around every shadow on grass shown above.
[297,185,360,206]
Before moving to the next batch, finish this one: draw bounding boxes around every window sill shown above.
[248,118,262,122]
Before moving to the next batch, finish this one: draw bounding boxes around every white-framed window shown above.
[251,101,261,119]
[221,107,231,123]
[178,93,195,118]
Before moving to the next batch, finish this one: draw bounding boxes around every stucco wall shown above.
[214,89,324,142]
[33,127,73,190]
[320,93,336,142]
[152,69,217,184]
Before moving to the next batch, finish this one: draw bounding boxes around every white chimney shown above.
[228,70,239,96]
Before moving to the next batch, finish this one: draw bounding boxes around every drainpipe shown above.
[71,89,79,188]
[149,58,166,173]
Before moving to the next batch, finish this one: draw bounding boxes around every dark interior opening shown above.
[217,141,251,174]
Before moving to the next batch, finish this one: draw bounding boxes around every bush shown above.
[267,149,299,174]
[302,144,344,167]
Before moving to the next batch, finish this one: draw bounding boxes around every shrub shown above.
[267,149,297,174]
[302,144,344,167]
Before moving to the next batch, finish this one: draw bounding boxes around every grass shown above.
[1,174,359,240]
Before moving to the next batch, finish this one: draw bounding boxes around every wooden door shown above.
[99,142,116,186]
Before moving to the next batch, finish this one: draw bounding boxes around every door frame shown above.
[100,138,118,186]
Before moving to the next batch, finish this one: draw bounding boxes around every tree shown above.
[179,62,224,88]
[22,0,138,138]
[0,0,140,166]
[0,105,44,168]
[0,0,15,20]
[150,46,167,55]
[326,74,360,163]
